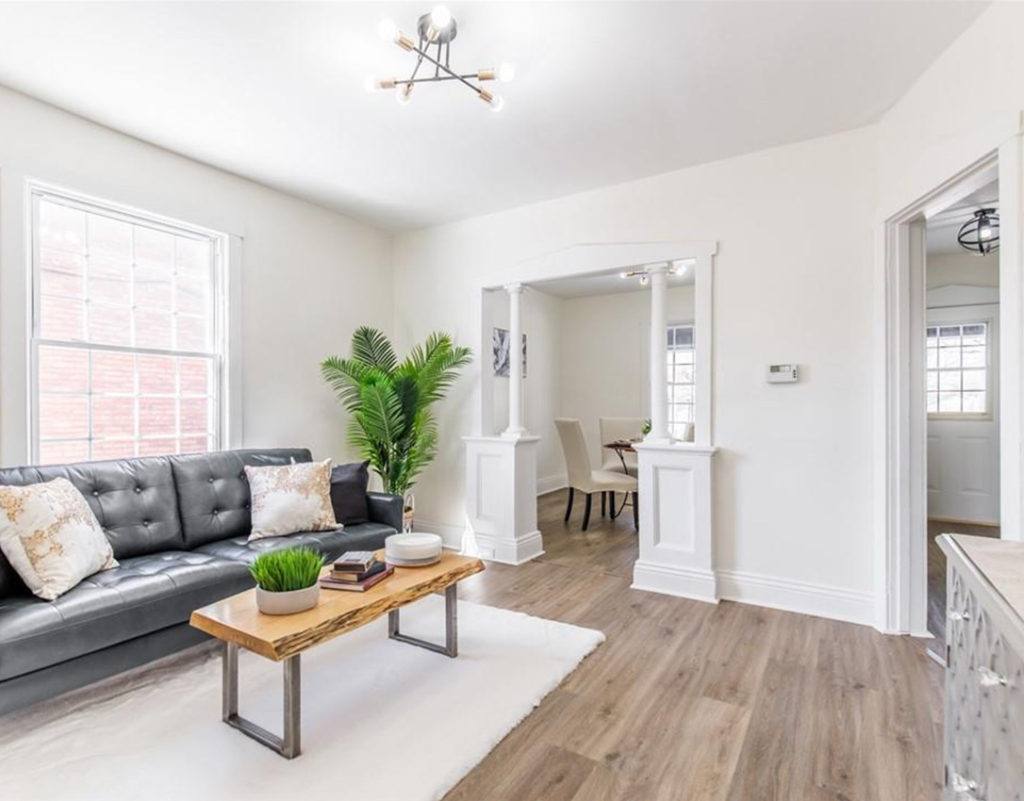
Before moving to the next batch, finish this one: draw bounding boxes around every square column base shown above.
[631,442,718,603]
[463,435,544,565]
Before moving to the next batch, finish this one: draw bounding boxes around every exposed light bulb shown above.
[396,83,413,105]
[430,5,452,29]
[364,75,379,93]
[980,225,992,239]
[489,94,505,113]
[377,18,399,42]
[496,62,516,82]
[619,272,630,279]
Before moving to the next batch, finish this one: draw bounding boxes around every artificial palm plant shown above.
[321,327,472,497]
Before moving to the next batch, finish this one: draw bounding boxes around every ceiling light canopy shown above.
[958,208,1000,255]
[368,6,513,112]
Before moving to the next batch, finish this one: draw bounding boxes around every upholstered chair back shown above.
[555,418,594,488]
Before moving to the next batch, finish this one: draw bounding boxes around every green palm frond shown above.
[320,356,388,412]
[325,328,472,496]
[350,326,398,373]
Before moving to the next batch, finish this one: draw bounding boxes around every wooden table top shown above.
[603,440,638,452]
[190,550,484,661]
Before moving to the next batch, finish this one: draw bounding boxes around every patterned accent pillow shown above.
[0,477,118,600]
[245,459,341,541]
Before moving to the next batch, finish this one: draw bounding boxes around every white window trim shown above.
[27,180,236,462]
[925,317,996,422]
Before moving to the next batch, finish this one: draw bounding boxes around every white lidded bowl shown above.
[385,532,443,564]
[256,584,320,615]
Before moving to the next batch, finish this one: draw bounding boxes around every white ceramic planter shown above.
[255,584,320,615]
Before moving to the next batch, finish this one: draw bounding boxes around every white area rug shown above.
[0,597,604,801]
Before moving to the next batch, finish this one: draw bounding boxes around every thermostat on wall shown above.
[767,364,799,383]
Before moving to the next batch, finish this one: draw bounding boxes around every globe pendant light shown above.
[957,208,1000,255]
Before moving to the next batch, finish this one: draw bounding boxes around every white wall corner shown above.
[537,473,567,495]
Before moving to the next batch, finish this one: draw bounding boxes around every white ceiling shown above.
[0,1,987,230]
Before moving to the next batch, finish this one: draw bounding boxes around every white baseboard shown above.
[412,518,545,565]
[537,474,567,495]
[717,569,875,627]
[410,517,874,627]
[632,561,719,604]
[410,518,465,551]
[927,516,999,528]
[464,529,544,565]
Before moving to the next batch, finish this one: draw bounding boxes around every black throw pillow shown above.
[330,461,370,525]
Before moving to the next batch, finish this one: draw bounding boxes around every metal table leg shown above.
[222,641,302,758]
[388,583,458,657]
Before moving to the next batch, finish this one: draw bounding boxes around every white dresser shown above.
[938,534,1024,801]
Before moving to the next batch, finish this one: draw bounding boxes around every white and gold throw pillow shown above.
[245,459,340,541]
[0,478,118,601]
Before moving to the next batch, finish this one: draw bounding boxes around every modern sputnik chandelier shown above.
[367,6,514,111]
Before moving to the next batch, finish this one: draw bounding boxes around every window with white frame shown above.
[667,323,695,439]
[31,188,225,464]
[926,322,989,416]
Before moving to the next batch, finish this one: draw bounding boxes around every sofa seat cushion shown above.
[0,551,251,681]
[194,522,397,565]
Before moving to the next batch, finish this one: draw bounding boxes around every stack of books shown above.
[320,551,394,592]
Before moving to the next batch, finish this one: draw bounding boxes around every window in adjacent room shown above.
[30,187,226,463]
[667,323,695,439]
[926,322,989,416]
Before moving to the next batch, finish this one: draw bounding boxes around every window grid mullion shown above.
[32,190,225,463]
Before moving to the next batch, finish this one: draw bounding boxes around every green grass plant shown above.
[249,547,325,592]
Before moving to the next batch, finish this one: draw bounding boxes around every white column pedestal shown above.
[462,435,543,564]
[632,441,718,603]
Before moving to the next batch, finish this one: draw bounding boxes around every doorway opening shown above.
[924,178,1001,647]
[882,134,1022,638]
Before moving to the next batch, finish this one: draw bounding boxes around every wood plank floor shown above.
[444,489,945,801]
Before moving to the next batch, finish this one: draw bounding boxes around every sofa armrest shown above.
[366,492,404,532]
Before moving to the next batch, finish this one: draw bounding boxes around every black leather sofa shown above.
[0,448,402,716]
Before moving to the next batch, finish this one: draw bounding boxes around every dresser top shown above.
[946,534,1024,619]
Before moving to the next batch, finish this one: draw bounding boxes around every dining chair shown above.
[555,418,638,531]
[598,417,643,475]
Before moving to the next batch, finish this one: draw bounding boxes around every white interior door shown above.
[926,297,1000,525]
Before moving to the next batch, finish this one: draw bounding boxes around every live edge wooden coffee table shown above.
[190,550,484,759]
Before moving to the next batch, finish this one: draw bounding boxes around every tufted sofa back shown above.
[0,448,312,597]
[0,456,183,596]
[168,448,311,548]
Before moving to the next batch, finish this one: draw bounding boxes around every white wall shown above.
[393,125,879,617]
[926,250,999,289]
[875,3,1024,220]
[0,85,393,467]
